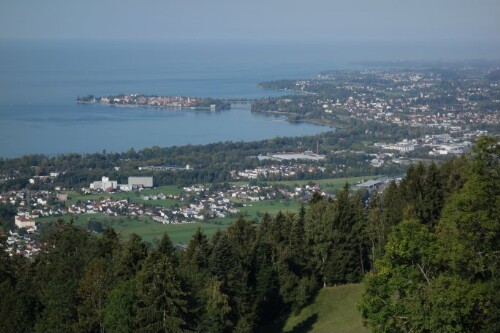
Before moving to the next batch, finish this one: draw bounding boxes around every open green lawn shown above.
[267,176,378,193]
[138,185,183,196]
[141,199,178,208]
[283,284,370,333]
[237,200,302,220]
[110,220,225,245]
[36,214,227,245]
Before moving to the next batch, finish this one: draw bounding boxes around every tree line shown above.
[0,122,428,192]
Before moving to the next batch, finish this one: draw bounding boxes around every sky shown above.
[1,0,499,45]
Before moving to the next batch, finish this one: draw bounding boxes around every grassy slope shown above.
[283,284,370,333]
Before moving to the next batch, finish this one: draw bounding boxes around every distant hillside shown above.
[283,284,370,333]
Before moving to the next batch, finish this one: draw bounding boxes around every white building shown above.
[90,176,118,191]
[128,177,154,188]
[15,215,36,229]
[377,139,417,152]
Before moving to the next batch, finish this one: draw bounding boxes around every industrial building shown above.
[90,176,117,191]
[128,176,154,188]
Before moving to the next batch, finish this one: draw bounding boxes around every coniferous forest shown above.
[0,137,499,333]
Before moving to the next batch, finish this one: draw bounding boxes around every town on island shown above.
[77,93,231,110]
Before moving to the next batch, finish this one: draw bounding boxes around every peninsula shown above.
[77,93,231,110]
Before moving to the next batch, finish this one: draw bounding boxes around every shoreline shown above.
[251,109,343,129]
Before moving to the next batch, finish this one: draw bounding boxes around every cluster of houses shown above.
[28,171,63,185]
[87,94,203,109]
[232,164,326,180]
[368,131,483,167]
[0,190,67,220]
[423,133,476,156]
[374,139,418,153]
[138,164,191,171]
[1,202,42,257]
[299,68,500,129]
[257,151,326,161]
[4,229,40,258]
[372,130,482,160]
[2,168,398,258]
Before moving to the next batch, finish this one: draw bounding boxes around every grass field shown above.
[36,214,227,245]
[266,176,378,193]
[283,284,370,333]
[236,200,302,221]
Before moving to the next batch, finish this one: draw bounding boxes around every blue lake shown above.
[3,39,494,157]
[0,40,339,157]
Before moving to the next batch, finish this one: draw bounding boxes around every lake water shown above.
[0,41,341,158]
[1,40,497,158]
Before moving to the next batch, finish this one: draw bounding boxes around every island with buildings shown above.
[77,93,231,110]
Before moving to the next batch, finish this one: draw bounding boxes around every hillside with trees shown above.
[0,137,498,332]
[359,136,500,332]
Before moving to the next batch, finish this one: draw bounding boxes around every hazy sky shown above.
[1,0,499,44]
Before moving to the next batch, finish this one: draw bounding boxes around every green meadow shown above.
[283,284,370,333]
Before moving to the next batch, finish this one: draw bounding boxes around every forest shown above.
[0,136,498,332]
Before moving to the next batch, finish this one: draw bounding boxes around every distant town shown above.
[2,171,397,257]
[77,93,231,110]
[254,63,500,129]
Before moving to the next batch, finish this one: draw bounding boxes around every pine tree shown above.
[135,251,187,333]
[183,227,211,270]
[304,198,331,287]
[208,233,241,332]
[226,215,257,277]
[104,279,137,333]
[381,180,403,228]
[326,183,365,283]
[365,191,389,269]
[156,233,178,265]
[422,161,444,229]
[114,233,147,281]
[77,257,111,333]
[0,249,37,333]
[289,205,306,270]
[204,279,233,333]
[252,241,282,324]
[179,228,212,331]
[34,223,96,333]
